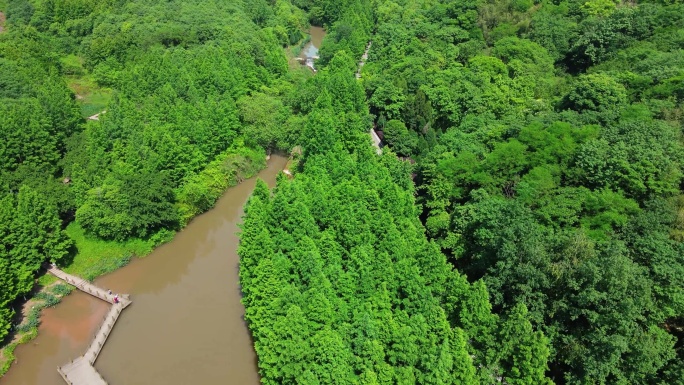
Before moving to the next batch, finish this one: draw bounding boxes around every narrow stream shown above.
[1,155,288,385]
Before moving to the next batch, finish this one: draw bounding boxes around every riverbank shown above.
[2,155,287,384]
[286,27,325,73]
[0,282,73,377]
[0,149,266,379]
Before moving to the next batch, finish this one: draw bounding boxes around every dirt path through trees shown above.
[87,110,106,121]
[356,41,371,79]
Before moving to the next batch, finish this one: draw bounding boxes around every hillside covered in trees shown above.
[238,0,684,384]
[0,0,309,354]
[362,0,684,383]
[1,0,683,383]
[240,51,555,384]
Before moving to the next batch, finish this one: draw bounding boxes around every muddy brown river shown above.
[1,155,288,385]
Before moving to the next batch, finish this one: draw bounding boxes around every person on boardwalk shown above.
[107,289,112,295]
[114,295,119,304]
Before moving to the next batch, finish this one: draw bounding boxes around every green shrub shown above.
[51,283,74,296]
[177,143,266,225]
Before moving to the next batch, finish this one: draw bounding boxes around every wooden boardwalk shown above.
[47,266,131,385]
[58,358,107,385]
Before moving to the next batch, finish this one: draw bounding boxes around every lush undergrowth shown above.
[177,143,266,225]
[60,54,114,116]
[63,222,154,280]
[64,71,113,118]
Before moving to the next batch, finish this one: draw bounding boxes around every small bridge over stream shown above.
[47,266,131,385]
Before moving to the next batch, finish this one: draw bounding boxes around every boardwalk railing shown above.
[47,266,131,385]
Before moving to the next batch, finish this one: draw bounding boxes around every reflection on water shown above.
[1,156,288,385]
[299,26,326,72]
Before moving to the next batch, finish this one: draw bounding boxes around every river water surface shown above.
[299,26,325,71]
[299,26,325,60]
[1,155,288,385]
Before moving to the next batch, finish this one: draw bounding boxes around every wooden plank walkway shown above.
[47,266,132,385]
[58,358,107,385]
[47,266,130,306]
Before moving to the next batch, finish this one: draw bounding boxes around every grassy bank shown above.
[0,148,266,377]
[64,64,114,118]
[0,283,73,376]
[290,34,311,58]
[0,224,150,377]
[61,223,156,280]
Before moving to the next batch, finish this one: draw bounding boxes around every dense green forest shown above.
[240,0,684,384]
[360,0,684,383]
[240,51,554,384]
[1,0,683,383]
[0,0,306,352]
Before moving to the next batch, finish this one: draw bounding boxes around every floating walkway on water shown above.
[47,266,131,385]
